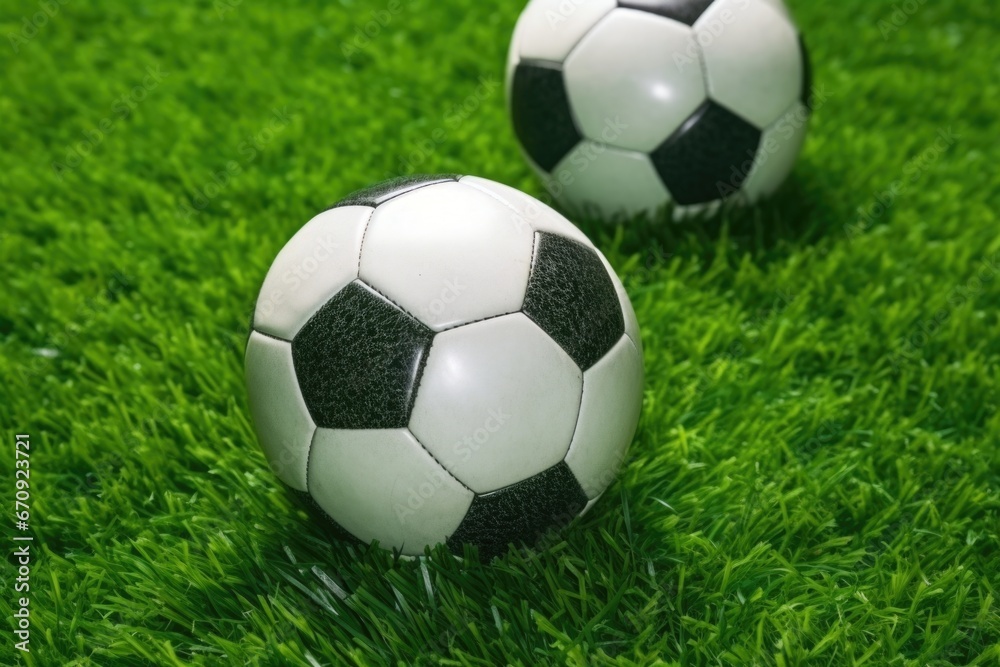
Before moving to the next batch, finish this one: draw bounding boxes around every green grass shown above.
[1,0,999,664]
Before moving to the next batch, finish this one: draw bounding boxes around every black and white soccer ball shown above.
[507,0,812,220]
[245,175,643,560]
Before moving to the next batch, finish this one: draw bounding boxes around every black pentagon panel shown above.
[292,281,434,429]
[510,62,582,172]
[447,462,588,561]
[330,175,460,209]
[522,232,624,371]
[650,101,762,205]
[618,0,716,26]
[799,35,813,110]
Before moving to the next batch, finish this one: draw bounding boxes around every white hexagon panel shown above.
[564,335,644,499]
[253,206,370,340]
[409,313,583,494]
[308,428,474,556]
[513,0,618,63]
[458,175,593,248]
[695,0,804,128]
[563,8,706,153]
[507,0,812,219]
[741,101,810,202]
[246,175,645,561]
[756,0,792,20]
[245,332,315,491]
[548,142,670,222]
[359,181,534,331]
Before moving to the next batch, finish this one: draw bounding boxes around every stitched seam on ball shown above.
[406,343,433,427]
[522,231,539,313]
[622,333,641,362]
[513,57,563,70]
[407,427,475,493]
[457,179,527,223]
[693,31,710,90]
[355,279,426,327]
[409,333,438,419]
[438,309,522,333]
[376,182,538,328]
[770,98,806,132]
[349,280,435,423]
[519,232,580,360]
[527,230,539,278]
[559,365,588,464]
[253,328,292,344]
[543,235,600,454]
[303,426,319,494]
[509,58,590,141]
[623,330,642,355]
[458,181,544,314]
[355,206,377,275]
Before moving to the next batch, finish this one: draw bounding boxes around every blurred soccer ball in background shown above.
[507,0,812,221]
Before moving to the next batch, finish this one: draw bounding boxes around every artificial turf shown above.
[1,0,999,664]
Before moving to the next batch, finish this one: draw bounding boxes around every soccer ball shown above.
[245,175,643,560]
[507,0,812,220]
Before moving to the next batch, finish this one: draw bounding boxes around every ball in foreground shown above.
[507,0,812,220]
[245,175,643,560]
